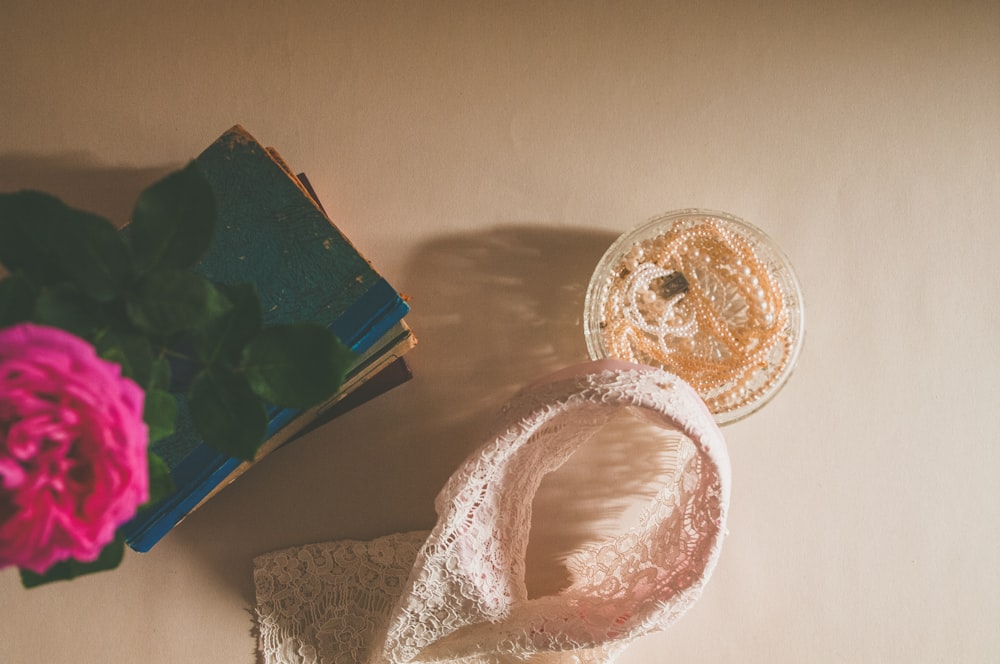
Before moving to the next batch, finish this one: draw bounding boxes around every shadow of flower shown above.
[0,153,175,228]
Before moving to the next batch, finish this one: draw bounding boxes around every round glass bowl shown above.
[584,209,804,424]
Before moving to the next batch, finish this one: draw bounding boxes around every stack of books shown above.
[122,126,416,552]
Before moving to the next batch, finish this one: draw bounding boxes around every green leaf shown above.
[45,210,132,302]
[19,536,125,588]
[125,269,232,336]
[144,388,178,444]
[96,331,155,387]
[145,451,175,506]
[241,323,354,409]
[0,191,131,301]
[193,283,262,366]
[33,285,106,338]
[148,355,171,392]
[129,162,216,272]
[0,192,68,285]
[188,367,268,461]
[0,273,37,326]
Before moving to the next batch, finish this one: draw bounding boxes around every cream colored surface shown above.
[1,2,997,662]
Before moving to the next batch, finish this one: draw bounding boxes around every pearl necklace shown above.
[595,216,793,417]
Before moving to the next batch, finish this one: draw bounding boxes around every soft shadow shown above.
[523,413,692,598]
[169,224,686,604]
[167,224,615,601]
[394,226,689,597]
[0,153,176,226]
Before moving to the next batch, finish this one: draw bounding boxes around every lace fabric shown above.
[254,360,731,664]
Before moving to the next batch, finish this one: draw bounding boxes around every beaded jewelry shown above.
[586,211,802,422]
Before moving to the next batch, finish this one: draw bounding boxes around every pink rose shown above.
[0,323,149,574]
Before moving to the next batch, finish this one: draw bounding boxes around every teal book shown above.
[121,126,414,551]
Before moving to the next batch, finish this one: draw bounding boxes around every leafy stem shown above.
[0,160,356,586]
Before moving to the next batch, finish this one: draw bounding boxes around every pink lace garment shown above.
[254,360,732,663]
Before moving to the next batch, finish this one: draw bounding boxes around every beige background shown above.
[1,2,998,662]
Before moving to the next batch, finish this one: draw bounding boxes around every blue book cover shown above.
[121,127,411,552]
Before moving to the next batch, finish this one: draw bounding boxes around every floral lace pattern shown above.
[255,360,731,664]
[255,532,430,664]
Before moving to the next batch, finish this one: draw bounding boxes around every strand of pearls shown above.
[598,217,792,415]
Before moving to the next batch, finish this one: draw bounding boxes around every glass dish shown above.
[584,209,804,424]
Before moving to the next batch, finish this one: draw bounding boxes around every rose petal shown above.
[0,324,149,573]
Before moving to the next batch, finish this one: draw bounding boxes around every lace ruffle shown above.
[255,361,731,664]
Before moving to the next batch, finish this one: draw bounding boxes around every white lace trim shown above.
[254,361,731,664]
